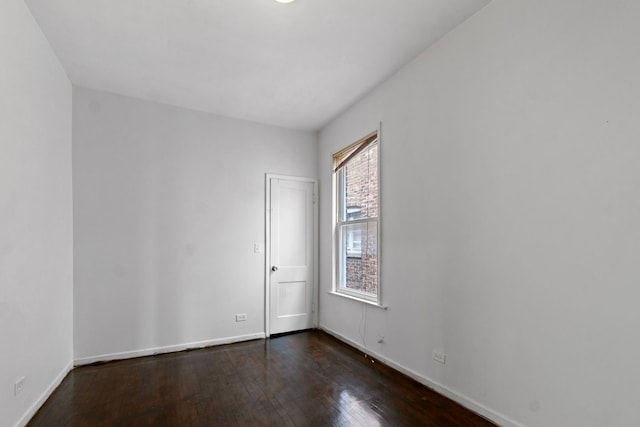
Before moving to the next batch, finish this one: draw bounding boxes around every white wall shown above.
[0,1,73,426]
[318,1,640,426]
[73,87,317,361]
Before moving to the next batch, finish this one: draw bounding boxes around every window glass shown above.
[340,221,378,296]
[341,144,378,221]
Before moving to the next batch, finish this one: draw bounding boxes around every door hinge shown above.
[312,193,317,204]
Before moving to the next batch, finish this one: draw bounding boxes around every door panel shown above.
[277,281,307,317]
[269,177,315,335]
[278,186,308,267]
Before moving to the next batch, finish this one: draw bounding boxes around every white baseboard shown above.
[15,330,521,427]
[74,332,266,366]
[14,360,73,427]
[320,326,525,427]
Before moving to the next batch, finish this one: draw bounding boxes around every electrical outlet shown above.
[14,377,25,396]
[432,350,446,364]
[235,313,247,322]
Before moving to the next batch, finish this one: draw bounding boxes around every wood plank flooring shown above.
[28,330,495,426]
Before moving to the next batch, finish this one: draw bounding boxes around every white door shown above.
[268,176,316,335]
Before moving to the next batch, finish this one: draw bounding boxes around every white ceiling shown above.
[26,0,490,130]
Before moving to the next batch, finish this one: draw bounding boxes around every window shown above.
[333,131,380,303]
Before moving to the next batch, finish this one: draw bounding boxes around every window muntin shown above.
[334,133,379,302]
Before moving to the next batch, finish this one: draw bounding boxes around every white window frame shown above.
[332,129,381,305]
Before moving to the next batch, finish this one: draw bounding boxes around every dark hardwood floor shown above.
[29,330,495,426]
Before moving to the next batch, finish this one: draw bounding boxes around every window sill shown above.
[328,291,387,310]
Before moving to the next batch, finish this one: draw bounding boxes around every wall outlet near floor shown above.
[14,377,25,396]
[235,313,247,322]
[432,350,446,364]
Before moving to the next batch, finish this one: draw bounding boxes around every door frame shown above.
[265,174,319,337]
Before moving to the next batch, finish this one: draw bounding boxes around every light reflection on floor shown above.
[338,389,382,426]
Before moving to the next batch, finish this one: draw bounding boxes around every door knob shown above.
[271,266,278,272]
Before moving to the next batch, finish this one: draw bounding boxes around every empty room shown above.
[2,0,640,426]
